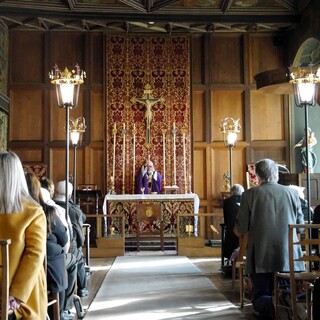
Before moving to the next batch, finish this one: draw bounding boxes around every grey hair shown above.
[230,184,244,196]
[255,158,279,183]
[0,151,39,213]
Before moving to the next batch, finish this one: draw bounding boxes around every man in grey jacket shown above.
[235,158,305,319]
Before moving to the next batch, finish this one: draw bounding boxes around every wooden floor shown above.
[76,254,255,319]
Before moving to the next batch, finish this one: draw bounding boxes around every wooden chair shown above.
[0,239,11,319]
[44,257,60,320]
[230,233,252,307]
[136,203,164,252]
[274,224,320,320]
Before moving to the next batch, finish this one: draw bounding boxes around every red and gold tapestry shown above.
[106,35,191,195]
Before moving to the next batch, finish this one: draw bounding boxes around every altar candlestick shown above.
[173,123,177,186]
[122,123,126,194]
[182,130,187,193]
[162,129,166,186]
[132,124,136,193]
[112,123,117,190]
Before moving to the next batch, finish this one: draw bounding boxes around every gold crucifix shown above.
[131,84,165,145]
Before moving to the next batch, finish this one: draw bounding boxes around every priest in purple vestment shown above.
[137,160,162,194]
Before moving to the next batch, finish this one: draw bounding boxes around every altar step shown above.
[125,238,177,252]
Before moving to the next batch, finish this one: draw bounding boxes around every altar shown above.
[102,193,199,236]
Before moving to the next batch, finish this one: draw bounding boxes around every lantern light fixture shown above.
[289,65,320,224]
[220,117,241,188]
[49,64,85,217]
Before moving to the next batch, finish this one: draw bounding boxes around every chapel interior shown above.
[0,0,320,255]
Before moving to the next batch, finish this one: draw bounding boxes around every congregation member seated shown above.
[25,172,70,320]
[137,160,162,194]
[288,184,313,221]
[54,180,89,298]
[222,184,244,262]
[40,183,77,320]
[0,151,47,319]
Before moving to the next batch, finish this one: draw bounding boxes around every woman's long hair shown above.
[0,151,39,214]
[25,172,55,236]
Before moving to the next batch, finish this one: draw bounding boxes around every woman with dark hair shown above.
[25,172,68,319]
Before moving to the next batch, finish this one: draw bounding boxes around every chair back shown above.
[288,224,320,274]
[0,239,11,319]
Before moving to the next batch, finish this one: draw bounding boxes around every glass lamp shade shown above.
[289,66,320,108]
[55,82,81,109]
[226,131,238,147]
[292,81,318,107]
[220,117,241,148]
[70,131,81,146]
[49,64,85,109]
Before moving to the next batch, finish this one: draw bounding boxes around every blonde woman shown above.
[0,151,47,319]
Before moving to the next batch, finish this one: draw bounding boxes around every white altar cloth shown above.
[103,193,199,215]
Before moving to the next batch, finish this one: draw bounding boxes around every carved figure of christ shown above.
[131,85,165,145]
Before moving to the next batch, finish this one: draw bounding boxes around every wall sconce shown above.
[220,117,241,188]
[289,66,320,223]
[70,117,86,202]
[49,64,86,217]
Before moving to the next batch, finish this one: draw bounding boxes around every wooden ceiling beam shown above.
[220,0,234,14]
[275,0,297,13]
[119,0,147,13]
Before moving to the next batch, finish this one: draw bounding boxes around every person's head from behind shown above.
[25,172,42,203]
[230,184,244,196]
[54,180,73,201]
[40,177,55,199]
[0,151,37,213]
[255,158,278,184]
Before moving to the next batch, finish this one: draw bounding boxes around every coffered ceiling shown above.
[0,0,311,33]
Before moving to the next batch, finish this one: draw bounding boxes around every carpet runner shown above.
[85,255,247,319]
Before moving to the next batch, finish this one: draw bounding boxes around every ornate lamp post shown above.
[289,66,320,224]
[70,117,86,203]
[220,118,241,188]
[49,64,86,219]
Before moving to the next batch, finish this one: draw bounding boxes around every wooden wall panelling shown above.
[9,88,44,141]
[249,33,286,83]
[10,31,45,84]
[10,147,43,163]
[193,147,207,200]
[50,148,66,184]
[49,32,85,71]
[86,145,104,193]
[69,146,84,187]
[191,34,204,84]
[211,34,244,84]
[90,90,103,142]
[211,90,244,142]
[89,33,103,85]
[192,90,205,142]
[250,91,285,141]
[210,146,246,197]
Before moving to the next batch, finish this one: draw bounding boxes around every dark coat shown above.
[223,195,241,259]
[46,212,68,293]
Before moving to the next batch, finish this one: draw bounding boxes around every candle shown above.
[112,124,117,190]
[122,123,126,194]
[183,131,187,194]
[132,124,136,193]
[162,130,166,185]
[173,124,176,186]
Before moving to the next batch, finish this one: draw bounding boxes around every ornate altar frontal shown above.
[103,194,199,236]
